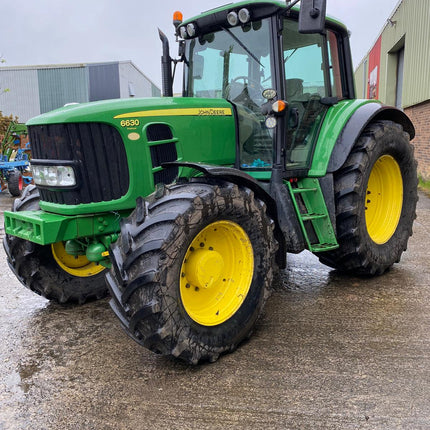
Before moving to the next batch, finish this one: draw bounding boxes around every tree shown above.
[0,54,10,95]
[0,111,19,139]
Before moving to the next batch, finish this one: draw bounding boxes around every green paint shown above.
[4,209,128,245]
[29,97,236,216]
[287,178,338,252]
[309,99,380,177]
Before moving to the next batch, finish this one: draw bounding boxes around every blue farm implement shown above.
[0,122,32,196]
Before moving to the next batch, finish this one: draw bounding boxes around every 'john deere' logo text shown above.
[198,108,228,116]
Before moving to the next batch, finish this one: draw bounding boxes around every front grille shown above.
[149,143,177,168]
[29,123,129,205]
[147,124,178,186]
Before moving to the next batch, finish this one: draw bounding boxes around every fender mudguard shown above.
[327,103,415,173]
[162,161,289,267]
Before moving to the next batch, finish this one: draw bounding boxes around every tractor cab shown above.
[173,0,353,177]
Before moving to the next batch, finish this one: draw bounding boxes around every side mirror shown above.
[299,0,326,34]
[178,40,186,58]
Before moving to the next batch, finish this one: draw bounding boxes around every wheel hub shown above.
[184,249,224,289]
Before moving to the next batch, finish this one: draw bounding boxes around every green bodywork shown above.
[27,97,236,215]
[4,209,127,245]
[3,97,371,247]
[309,99,380,176]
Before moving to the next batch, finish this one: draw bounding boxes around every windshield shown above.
[184,19,274,169]
[184,19,273,101]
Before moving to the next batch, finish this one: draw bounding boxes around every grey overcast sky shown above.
[2,0,400,91]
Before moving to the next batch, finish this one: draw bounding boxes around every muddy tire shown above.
[7,169,23,197]
[318,120,418,275]
[107,180,277,364]
[3,185,108,304]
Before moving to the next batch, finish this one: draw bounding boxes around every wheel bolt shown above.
[195,286,199,292]
[186,283,190,288]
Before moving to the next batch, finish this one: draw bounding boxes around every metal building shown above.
[354,0,430,180]
[0,61,161,122]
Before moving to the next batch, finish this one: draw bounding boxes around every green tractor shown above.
[4,0,417,364]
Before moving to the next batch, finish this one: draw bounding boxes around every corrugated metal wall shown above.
[0,61,160,121]
[379,0,430,108]
[89,63,120,101]
[355,0,430,108]
[38,66,89,113]
[0,68,41,120]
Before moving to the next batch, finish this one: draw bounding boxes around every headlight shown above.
[32,165,76,187]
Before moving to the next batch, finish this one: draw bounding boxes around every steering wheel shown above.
[227,76,264,106]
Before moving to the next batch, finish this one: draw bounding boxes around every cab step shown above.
[287,178,338,252]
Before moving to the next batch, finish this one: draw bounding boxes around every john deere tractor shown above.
[4,0,417,364]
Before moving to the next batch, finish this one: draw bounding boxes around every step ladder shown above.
[287,177,338,253]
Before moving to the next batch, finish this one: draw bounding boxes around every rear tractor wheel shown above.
[3,185,109,304]
[107,180,277,364]
[318,120,418,275]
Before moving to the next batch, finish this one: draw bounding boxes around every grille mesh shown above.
[29,123,129,205]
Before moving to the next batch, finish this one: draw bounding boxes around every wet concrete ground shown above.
[0,190,429,430]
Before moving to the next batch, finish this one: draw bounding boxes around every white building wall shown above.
[119,62,153,98]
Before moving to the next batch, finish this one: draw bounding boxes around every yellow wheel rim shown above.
[180,220,254,326]
[365,155,403,244]
[51,242,106,277]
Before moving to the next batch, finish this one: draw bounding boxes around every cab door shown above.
[282,18,341,176]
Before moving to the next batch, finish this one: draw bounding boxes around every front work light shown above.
[32,165,76,187]
[227,11,239,26]
[180,26,188,39]
[187,23,197,37]
[238,8,251,24]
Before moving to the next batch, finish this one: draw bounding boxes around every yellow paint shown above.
[114,107,232,119]
[51,242,106,277]
[180,220,254,326]
[127,132,140,141]
[365,155,403,244]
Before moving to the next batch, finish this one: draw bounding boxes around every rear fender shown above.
[326,104,415,173]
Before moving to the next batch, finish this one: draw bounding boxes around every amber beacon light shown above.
[173,11,183,28]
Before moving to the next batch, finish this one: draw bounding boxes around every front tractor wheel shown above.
[3,185,109,304]
[318,120,418,275]
[107,180,277,364]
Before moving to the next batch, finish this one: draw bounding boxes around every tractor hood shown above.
[26,96,235,126]
[26,97,237,215]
